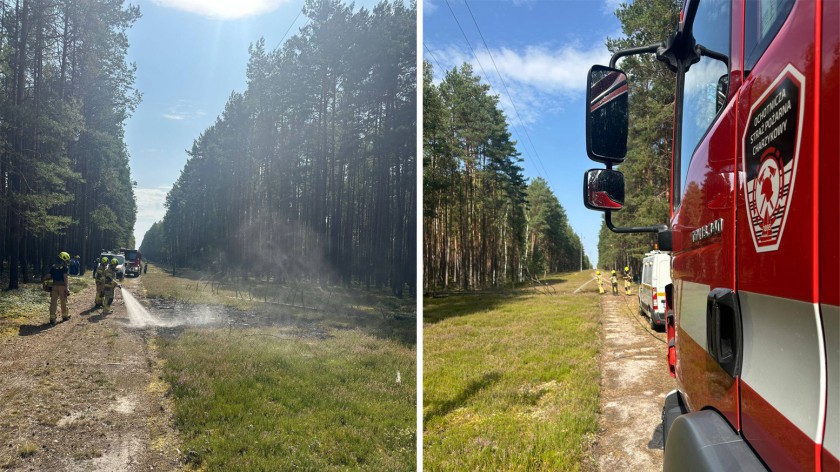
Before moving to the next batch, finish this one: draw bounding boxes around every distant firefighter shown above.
[48,252,72,324]
[623,266,632,295]
[610,270,618,295]
[94,257,109,307]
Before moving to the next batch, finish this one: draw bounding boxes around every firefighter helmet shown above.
[101,257,109,264]
[624,266,629,272]
[596,270,600,275]
[611,270,616,274]
[59,252,71,262]
[110,258,118,266]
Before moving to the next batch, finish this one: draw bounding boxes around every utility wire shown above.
[463,0,554,188]
[274,7,307,51]
[441,0,548,183]
[423,43,447,75]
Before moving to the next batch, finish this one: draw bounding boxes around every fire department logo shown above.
[742,64,805,253]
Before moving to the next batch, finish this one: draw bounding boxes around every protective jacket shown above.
[103,267,119,289]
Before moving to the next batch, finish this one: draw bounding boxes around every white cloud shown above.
[151,0,289,20]
[428,43,610,124]
[423,0,438,16]
[162,100,206,121]
[134,187,169,247]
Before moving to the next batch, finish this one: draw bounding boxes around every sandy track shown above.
[595,293,675,471]
[0,277,181,471]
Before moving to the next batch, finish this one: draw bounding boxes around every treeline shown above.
[597,0,678,271]
[141,0,416,296]
[423,62,587,291]
[0,0,140,289]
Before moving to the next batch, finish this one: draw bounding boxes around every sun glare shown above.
[152,0,288,19]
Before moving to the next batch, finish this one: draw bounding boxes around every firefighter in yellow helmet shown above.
[94,256,109,307]
[595,270,604,294]
[610,270,618,295]
[623,266,633,295]
[48,252,72,324]
[101,258,120,315]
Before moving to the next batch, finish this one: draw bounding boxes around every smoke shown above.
[234,219,338,284]
[122,288,217,329]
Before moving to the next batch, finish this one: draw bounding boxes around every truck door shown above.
[670,0,740,432]
[735,1,830,469]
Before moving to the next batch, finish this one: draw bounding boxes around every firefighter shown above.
[595,270,604,294]
[623,266,633,295]
[101,258,120,315]
[94,256,108,307]
[610,270,618,295]
[48,252,72,324]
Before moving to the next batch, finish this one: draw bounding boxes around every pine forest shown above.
[0,0,140,289]
[423,62,588,291]
[141,0,416,297]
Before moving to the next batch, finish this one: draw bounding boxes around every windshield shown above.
[124,250,138,261]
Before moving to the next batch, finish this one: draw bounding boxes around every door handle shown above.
[706,288,743,377]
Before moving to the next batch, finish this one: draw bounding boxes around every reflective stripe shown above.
[740,291,825,442]
[823,303,839,457]
[678,281,710,351]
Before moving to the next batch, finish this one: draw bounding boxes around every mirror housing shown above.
[583,169,625,211]
[586,65,628,164]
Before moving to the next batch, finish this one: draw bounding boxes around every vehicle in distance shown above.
[121,248,142,277]
[98,252,125,280]
[638,250,671,331]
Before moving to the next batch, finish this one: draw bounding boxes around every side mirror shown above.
[583,169,625,211]
[586,65,628,164]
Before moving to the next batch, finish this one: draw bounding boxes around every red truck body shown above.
[120,248,142,277]
[585,0,838,469]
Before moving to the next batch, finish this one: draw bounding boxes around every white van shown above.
[638,250,671,330]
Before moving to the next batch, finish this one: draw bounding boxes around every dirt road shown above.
[595,293,675,471]
[0,277,182,471]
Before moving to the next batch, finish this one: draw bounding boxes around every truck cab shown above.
[581,0,838,469]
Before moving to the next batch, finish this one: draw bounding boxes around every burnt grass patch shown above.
[139,296,414,345]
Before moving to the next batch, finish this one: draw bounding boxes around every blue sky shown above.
[423,0,625,266]
[126,0,381,246]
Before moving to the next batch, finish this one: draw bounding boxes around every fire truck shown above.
[120,248,142,277]
[582,0,837,469]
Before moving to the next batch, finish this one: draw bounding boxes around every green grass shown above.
[159,328,416,471]
[0,276,93,335]
[423,271,601,471]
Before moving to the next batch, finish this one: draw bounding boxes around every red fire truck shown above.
[120,248,142,277]
[582,0,837,469]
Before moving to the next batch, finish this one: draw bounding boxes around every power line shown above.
[445,0,550,185]
[273,7,307,51]
[423,43,447,75]
[463,0,553,189]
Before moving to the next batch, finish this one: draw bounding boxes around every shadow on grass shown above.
[87,310,112,323]
[423,292,514,324]
[18,323,54,336]
[423,276,577,324]
[424,371,502,424]
[79,306,99,316]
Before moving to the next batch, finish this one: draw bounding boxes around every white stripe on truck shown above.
[740,291,825,443]
[822,303,839,457]
[677,280,710,351]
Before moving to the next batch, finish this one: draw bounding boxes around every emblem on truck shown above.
[742,64,805,253]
